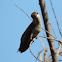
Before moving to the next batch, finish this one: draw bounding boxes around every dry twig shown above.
[50,0,62,37]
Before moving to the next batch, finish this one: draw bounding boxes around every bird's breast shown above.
[35,23,42,32]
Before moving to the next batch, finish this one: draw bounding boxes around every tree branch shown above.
[39,0,58,62]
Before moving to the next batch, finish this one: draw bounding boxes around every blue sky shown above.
[0,0,62,62]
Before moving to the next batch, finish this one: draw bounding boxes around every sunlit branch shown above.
[37,36,61,43]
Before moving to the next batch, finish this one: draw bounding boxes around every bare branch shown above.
[39,0,58,62]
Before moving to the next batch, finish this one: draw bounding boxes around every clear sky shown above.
[0,0,62,62]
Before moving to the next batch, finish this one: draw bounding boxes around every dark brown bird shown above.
[18,12,42,53]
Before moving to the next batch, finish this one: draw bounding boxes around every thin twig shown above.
[57,39,62,56]
[40,54,43,62]
[42,28,56,38]
[15,4,33,20]
[50,0,62,37]
[50,24,57,39]
[46,54,52,62]
[57,44,62,56]
[59,60,62,61]
[36,48,50,62]
[39,37,47,61]
[29,38,41,61]
[37,36,61,43]
[35,50,44,62]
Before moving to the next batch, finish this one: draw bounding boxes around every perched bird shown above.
[18,12,42,53]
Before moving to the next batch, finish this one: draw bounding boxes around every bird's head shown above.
[31,12,38,19]
[31,12,41,24]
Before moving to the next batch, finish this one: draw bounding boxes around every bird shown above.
[17,12,42,53]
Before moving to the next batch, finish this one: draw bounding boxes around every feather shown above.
[19,22,35,53]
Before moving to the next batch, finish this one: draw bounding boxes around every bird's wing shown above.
[19,22,35,52]
[21,22,35,42]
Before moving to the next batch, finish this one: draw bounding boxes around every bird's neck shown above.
[33,18,41,25]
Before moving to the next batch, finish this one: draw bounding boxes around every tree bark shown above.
[39,0,58,62]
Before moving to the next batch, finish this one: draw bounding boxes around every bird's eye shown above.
[37,13,38,14]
